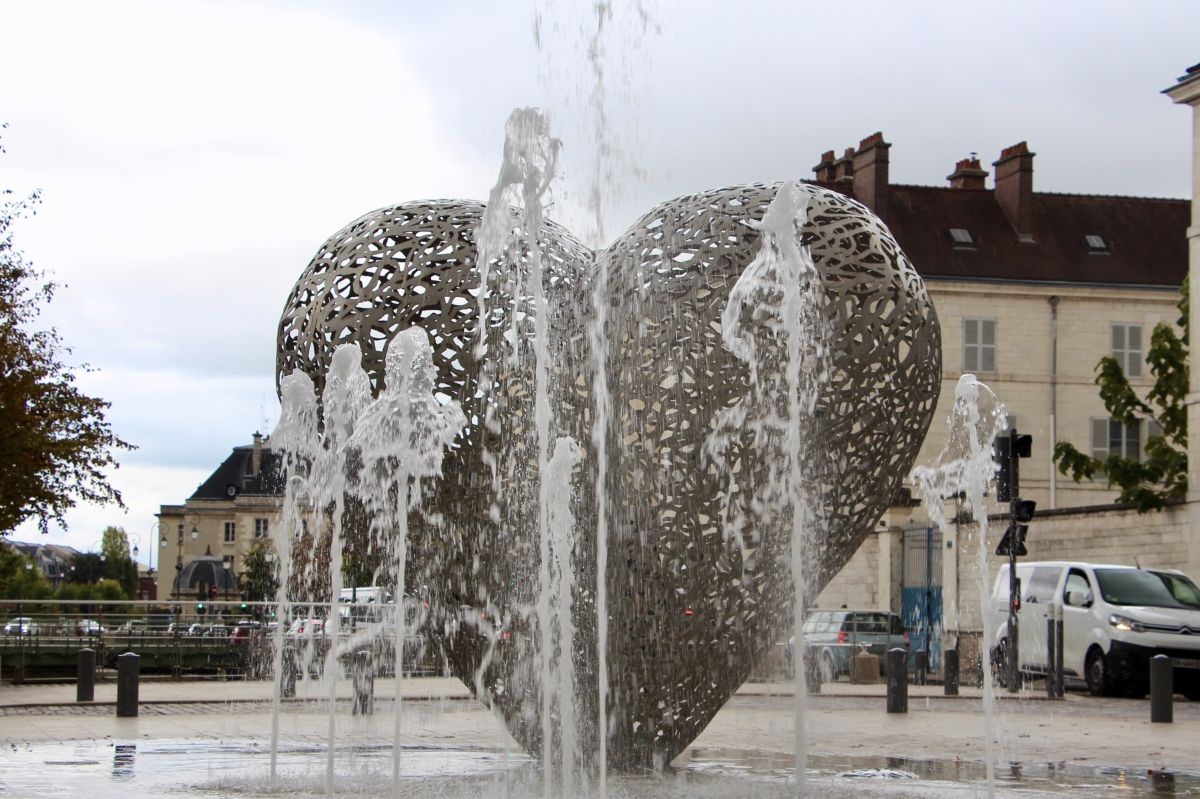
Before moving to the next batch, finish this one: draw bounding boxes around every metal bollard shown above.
[914,651,929,686]
[352,650,374,716]
[803,646,821,695]
[1055,613,1065,698]
[116,652,139,718]
[281,646,297,698]
[1046,611,1057,700]
[1150,654,1173,723]
[77,648,95,702]
[886,648,908,714]
[944,648,959,696]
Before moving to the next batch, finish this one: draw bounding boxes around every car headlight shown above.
[1108,614,1145,633]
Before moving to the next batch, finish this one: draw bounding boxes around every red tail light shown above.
[903,632,910,648]
[838,629,847,644]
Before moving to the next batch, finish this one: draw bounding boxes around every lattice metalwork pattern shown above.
[276,184,941,771]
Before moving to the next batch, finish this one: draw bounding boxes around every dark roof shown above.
[810,181,1189,287]
[191,443,283,500]
[174,546,238,592]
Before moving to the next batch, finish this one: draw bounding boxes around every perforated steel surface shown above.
[276,183,941,770]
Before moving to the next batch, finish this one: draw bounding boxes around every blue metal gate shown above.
[901,521,943,670]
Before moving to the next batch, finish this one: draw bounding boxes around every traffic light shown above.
[197,602,206,616]
[995,432,1033,502]
[210,585,218,599]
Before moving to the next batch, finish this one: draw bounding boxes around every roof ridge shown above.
[887,183,1189,202]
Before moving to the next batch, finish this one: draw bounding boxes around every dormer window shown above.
[948,228,974,247]
[1084,235,1109,254]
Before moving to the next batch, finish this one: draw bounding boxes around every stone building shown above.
[157,433,283,601]
[808,122,1193,667]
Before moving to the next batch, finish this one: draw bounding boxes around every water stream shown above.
[911,374,1008,799]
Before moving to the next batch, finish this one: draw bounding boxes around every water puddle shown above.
[2,740,1197,797]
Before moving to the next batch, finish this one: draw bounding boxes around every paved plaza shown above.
[2,677,1198,776]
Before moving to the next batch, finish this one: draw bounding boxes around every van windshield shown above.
[1151,571,1200,610]
[1093,569,1196,610]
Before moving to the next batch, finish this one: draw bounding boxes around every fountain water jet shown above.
[911,374,1008,799]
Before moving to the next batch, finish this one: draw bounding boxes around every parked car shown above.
[991,561,1200,698]
[115,620,148,634]
[802,609,910,680]
[75,619,105,635]
[230,621,262,644]
[4,617,39,636]
[286,619,326,639]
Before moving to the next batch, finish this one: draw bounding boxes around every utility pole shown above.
[995,426,1035,694]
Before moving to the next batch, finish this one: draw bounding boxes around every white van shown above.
[991,561,1200,698]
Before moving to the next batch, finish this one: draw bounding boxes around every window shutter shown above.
[963,319,978,372]
[1127,325,1142,378]
[1091,418,1109,460]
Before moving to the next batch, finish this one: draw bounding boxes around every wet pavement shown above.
[1,678,1198,796]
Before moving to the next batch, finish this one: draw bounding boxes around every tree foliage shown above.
[1053,278,1188,512]
[240,539,279,604]
[0,544,53,600]
[0,127,134,534]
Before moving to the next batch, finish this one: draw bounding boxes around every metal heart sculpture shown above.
[276,182,941,771]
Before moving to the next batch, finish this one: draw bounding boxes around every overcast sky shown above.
[0,0,1196,562]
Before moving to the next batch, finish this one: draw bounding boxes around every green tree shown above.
[101,525,130,562]
[0,127,134,535]
[1054,278,1188,512]
[0,544,53,600]
[240,539,279,604]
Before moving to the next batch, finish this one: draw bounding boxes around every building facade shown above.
[157,433,283,601]
[809,127,1192,667]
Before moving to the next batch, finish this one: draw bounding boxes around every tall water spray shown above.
[706,181,831,793]
[476,107,583,795]
[911,374,1007,799]
[270,332,463,794]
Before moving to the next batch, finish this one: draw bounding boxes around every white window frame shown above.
[963,318,997,374]
[254,518,269,538]
[1111,323,1143,379]
[223,521,236,543]
[1091,417,1143,462]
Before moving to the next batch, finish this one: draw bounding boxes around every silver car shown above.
[804,609,910,681]
[4,617,39,636]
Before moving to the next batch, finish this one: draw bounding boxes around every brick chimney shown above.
[812,150,837,183]
[852,132,891,220]
[947,157,989,190]
[251,432,262,477]
[992,142,1035,239]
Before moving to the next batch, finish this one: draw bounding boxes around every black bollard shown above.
[1046,614,1057,700]
[803,647,821,695]
[914,651,929,686]
[116,652,139,718]
[281,646,298,698]
[886,648,908,714]
[1151,654,1173,723]
[944,648,959,696]
[353,650,374,716]
[77,648,95,702]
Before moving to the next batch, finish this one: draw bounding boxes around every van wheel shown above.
[1085,647,1113,697]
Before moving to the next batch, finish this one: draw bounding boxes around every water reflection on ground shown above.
[2,740,1197,797]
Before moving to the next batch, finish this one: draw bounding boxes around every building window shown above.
[255,518,269,538]
[1092,418,1142,462]
[1084,235,1110,254]
[1111,323,1143,378]
[948,228,974,247]
[963,318,996,373]
[224,521,236,543]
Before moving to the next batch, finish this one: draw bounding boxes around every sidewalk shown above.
[3,676,1198,775]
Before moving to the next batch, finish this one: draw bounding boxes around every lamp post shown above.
[175,516,199,602]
